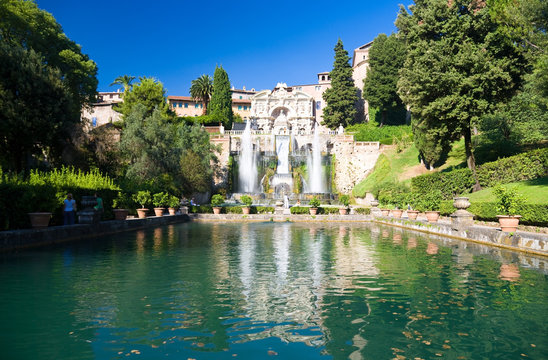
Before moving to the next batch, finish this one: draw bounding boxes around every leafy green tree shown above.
[396,0,525,186]
[363,33,407,126]
[208,66,233,128]
[322,39,359,129]
[190,74,213,116]
[115,77,171,121]
[0,0,98,171]
[110,75,135,94]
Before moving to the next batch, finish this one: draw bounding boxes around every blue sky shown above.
[35,0,410,96]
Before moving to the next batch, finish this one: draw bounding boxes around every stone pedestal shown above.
[78,195,100,224]
[451,197,474,230]
[370,199,382,217]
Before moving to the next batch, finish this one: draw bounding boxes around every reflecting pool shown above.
[1,222,547,359]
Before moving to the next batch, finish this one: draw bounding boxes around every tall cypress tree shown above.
[208,65,233,129]
[322,39,359,129]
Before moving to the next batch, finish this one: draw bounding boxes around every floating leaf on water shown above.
[268,350,278,356]
[442,344,451,349]
[422,340,431,345]
[391,347,404,353]
[457,333,469,336]
[531,344,536,348]
[435,353,443,357]
[197,343,204,347]
[402,331,413,339]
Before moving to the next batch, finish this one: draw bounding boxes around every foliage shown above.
[208,66,233,129]
[396,0,526,172]
[339,195,350,207]
[322,39,359,129]
[110,75,135,94]
[363,33,407,126]
[373,181,411,209]
[167,195,180,209]
[309,196,321,208]
[290,206,311,215]
[466,177,548,205]
[445,201,548,226]
[112,192,132,209]
[115,77,171,120]
[190,74,213,116]
[211,194,224,207]
[412,168,475,200]
[225,206,275,214]
[240,195,253,207]
[189,205,213,214]
[346,122,412,142]
[493,185,525,216]
[414,190,443,212]
[354,207,371,215]
[133,190,151,209]
[152,192,169,207]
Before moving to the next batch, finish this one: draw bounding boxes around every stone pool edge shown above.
[0,214,190,252]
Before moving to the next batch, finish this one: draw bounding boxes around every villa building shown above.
[81,91,123,129]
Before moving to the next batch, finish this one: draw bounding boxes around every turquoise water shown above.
[1,222,547,360]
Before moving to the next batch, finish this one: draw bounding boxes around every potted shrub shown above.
[309,196,320,215]
[167,195,180,215]
[406,208,420,220]
[112,192,130,220]
[28,212,53,229]
[133,190,151,219]
[339,194,350,215]
[240,195,253,215]
[416,190,442,223]
[493,185,524,232]
[152,192,169,216]
[380,204,393,217]
[211,194,224,214]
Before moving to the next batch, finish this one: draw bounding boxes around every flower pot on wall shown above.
[168,208,177,215]
[380,209,390,217]
[154,208,165,217]
[28,212,52,229]
[309,208,318,216]
[113,209,129,220]
[137,208,148,219]
[497,215,521,232]
[213,207,222,215]
[425,211,440,223]
[391,209,403,218]
[407,210,419,220]
[242,207,251,215]
[339,208,348,215]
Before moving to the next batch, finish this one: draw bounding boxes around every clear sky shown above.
[34,0,410,96]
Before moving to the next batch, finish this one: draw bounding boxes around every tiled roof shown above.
[168,95,193,101]
[232,98,251,104]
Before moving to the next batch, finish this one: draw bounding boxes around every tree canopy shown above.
[396,0,525,184]
[0,0,98,171]
[114,77,171,121]
[208,66,233,129]
[190,74,213,116]
[322,39,359,129]
[363,33,407,126]
[110,75,135,94]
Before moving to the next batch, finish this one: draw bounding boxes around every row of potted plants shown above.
[129,191,181,219]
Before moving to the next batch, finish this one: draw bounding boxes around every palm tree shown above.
[190,74,213,115]
[110,75,135,94]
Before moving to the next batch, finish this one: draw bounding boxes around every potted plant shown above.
[240,195,253,215]
[211,194,224,214]
[167,195,180,215]
[112,192,130,220]
[28,212,53,229]
[152,192,169,216]
[493,185,524,232]
[416,190,442,223]
[133,190,151,219]
[309,196,320,215]
[380,204,393,217]
[406,207,420,220]
[339,194,350,215]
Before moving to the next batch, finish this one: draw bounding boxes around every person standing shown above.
[94,192,103,220]
[63,193,77,225]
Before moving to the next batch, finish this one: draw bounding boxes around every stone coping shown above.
[0,214,190,252]
[190,213,371,222]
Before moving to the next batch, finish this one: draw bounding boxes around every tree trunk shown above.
[464,127,482,192]
[380,110,386,127]
[202,99,207,116]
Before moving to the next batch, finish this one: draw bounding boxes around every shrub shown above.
[309,196,321,208]
[290,206,310,214]
[339,195,350,207]
[354,207,371,215]
[493,185,526,216]
[113,192,133,209]
[226,206,243,214]
[467,202,548,226]
[318,207,339,214]
[240,195,253,207]
[255,206,274,214]
[152,192,169,207]
[190,205,213,213]
[411,168,474,199]
[133,191,151,209]
[414,190,443,212]
[167,195,180,209]
[211,194,225,207]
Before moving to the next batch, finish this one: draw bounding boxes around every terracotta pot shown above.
[213,207,222,215]
[425,211,440,223]
[137,208,148,219]
[28,212,52,229]
[113,209,129,220]
[154,208,165,217]
[309,207,318,215]
[242,207,251,215]
[407,210,419,220]
[339,208,348,215]
[391,209,403,218]
[168,208,177,215]
[380,209,390,216]
[497,215,521,232]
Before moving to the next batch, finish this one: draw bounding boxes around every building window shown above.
[195,104,199,109]
[239,96,243,99]
[238,105,242,110]
[92,117,97,127]
[179,102,183,108]
[316,101,321,110]
[184,103,188,108]
[321,75,325,81]
[244,106,247,110]
[315,86,321,91]
[200,104,203,108]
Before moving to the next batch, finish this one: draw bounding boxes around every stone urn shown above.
[453,197,471,210]
[168,208,177,215]
[391,209,403,218]
[242,207,251,215]
[28,212,52,229]
[213,207,222,215]
[407,210,419,220]
[425,211,440,223]
[137,208,148,219]
[497,215,521,232]
[309,208,318,216]
[154,207,165,217]
[370,200,379,208]
[451,197,474,230]
[113,209,129,221]
[78,196,99,224]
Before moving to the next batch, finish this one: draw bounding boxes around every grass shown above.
[466,177,548,204]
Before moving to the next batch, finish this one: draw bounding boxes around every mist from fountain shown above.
[238,121,258,193]
[308,125,325,193]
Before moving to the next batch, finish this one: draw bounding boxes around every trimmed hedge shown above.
[225,206,275,214]
[412,148,548,199]
[354,207,371,215]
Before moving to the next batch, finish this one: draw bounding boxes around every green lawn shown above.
[466,177,548,204]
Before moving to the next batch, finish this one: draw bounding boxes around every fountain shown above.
[307,124,325,193]
[238,120,258,193]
